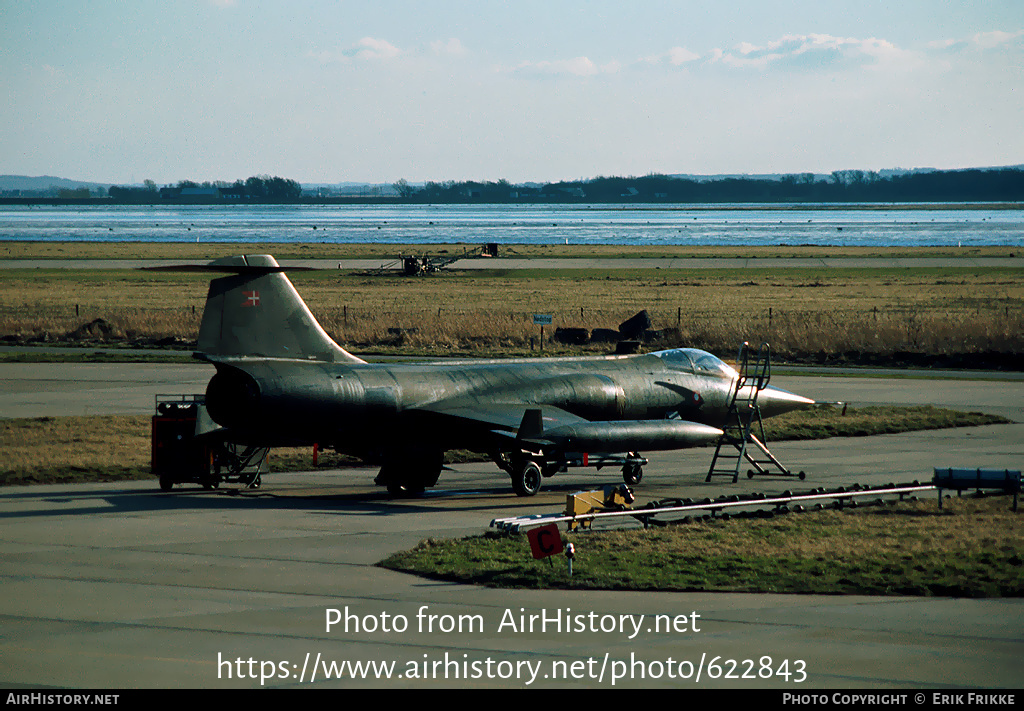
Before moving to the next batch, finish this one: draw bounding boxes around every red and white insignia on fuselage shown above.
[241,290,260,307]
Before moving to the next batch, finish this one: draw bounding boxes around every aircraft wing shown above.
[413,402,589,446]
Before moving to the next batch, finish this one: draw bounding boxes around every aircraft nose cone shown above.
[757,385,817,417]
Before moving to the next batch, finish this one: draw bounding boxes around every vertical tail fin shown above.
[195,255,365,363]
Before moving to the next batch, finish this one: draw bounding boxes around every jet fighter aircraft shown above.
[193,255,814,496]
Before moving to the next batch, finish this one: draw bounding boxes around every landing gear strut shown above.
[622,453,644,485]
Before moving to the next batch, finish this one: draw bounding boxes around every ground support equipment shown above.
[706,342,804,483]
[152,394,267,491]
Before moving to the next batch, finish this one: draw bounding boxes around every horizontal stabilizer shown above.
[143,255,314,274]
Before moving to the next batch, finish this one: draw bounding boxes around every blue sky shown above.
[2,0,1022,184]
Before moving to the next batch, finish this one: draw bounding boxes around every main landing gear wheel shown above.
[379,448,442,499]
[511,460,543,497]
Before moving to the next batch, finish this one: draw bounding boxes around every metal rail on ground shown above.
[491,482,940,533]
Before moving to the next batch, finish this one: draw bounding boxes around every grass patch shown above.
[764,405,1009,440]
[0,415,154,485]
[0,351,196,364]
[1,263,1021,367]
[379,495,1024,597]
[0,407,1011,486]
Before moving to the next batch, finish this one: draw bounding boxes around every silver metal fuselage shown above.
[205,349,811,455]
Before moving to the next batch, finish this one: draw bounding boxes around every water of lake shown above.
[1,203,1022,246]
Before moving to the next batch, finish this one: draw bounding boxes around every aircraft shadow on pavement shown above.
[0,476,620,520]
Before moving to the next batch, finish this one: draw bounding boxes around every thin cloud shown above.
[348,37,402,60]
[667,47,700,65]
[970,29,1024,50]
[710,33,920,71]
[642,46,701,67]
[430,38,469,57]
[310,37,475,66]
[496,28,1018,80]
[927,29,1023,56]
[309,37,403,64]
[509,33,918,78]
[509,56,620,77]
[927,38,965,51]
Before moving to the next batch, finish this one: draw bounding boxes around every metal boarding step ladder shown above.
[705,342,804,483]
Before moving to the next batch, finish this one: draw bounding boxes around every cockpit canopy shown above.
[652,348,739,379]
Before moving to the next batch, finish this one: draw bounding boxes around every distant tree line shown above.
[34,167,1023,205]
[392,168,1024,204]
[107,175,301,202]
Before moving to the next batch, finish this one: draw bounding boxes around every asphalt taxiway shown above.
[0,366,1021,688]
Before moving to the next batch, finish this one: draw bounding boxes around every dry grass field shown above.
[0,415,151,484]
[1,258,1021,364]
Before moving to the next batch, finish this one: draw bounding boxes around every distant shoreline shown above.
[1,242,1020,262]
[2,198,1023,210]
